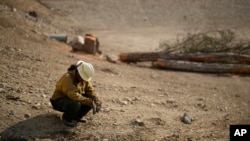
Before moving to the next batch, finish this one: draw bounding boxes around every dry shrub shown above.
[159,30,250,55]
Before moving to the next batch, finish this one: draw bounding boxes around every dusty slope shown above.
[41,0,250,56]
[0,0,250,141]
[42,0,250,29]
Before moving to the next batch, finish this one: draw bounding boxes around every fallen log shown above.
[156,59,250,74]
[119,52,165,62]
[119,52,250,64]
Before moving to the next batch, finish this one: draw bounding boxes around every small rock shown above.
[235,94,240,97]
[118,100,128,105]
[0,88,5,93]
[47,102,51,106]
[12,7,17,12]
[32,103,41,109]
[187,137,196,141]
[242,103,248,107]
[150,103,155,107]
[151,74,157,79]
[67,55,74,58]
[36,58,42,62]
[158,88,163,91]
[167,98,175,103]
[9,110,15,115]
[164,91,169,95]
[9,48,15,52]
[182,113,192,124]
[41,94,47,98]
[16,89,21,93]
[122,87,128,91]
[32,29,38,33]
[0,83,4,88]
[123,97,132,102]
[106,54,118,63]
[102,108,110,112]
[35,103,41,106]
[28,11,38,18]
[132,96,140,101]
[133,119,145,126]
[197,103,206,109]
[6,95,20,100]
[24,113,31,118]
[131,86,137,89]
[197,98,204,101]
[120,109,125,112]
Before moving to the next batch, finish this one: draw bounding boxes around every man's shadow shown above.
[0,113,75,141]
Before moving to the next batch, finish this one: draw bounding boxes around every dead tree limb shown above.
[119,52,250,64]
[156,59,250,74]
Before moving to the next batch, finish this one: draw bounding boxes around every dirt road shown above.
[0,0,249,140]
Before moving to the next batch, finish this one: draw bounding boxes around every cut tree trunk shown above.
[156,59,250,74]
[119,52,250,64]
[119,52,165,62]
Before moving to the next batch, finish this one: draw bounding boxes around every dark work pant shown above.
[50,98,92,122]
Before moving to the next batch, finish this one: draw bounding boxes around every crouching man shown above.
[50,60,102,127]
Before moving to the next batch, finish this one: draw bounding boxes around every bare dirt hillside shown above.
[0,0,250,141]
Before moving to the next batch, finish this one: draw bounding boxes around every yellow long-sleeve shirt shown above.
[51,70,101,106]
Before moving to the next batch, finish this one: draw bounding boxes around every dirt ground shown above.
[0,0,250,141]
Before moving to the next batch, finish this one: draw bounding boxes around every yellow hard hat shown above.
[76,60,94,81]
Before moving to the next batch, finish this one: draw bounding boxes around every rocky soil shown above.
[0,0,250,141]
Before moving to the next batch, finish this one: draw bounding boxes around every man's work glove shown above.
[95,99,102,113]
[92,100,102,114]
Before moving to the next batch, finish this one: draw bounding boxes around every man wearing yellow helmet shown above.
[50,60,102,127]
